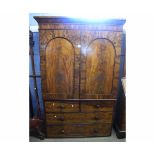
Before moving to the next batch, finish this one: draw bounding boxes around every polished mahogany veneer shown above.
[34,16,125,138]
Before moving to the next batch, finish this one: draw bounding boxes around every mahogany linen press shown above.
[34,16,125,138]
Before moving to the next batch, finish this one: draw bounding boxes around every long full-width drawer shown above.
[46,123,112,138]
[46,111,113,124]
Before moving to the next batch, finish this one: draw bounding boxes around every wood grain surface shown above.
[46,123,111,137]
[46,38,74,98]
[35,17,125,138]
[46,111,113,124]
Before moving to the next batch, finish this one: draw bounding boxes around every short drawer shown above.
[46,112,113,124]
[46,123,112,138]
[81,101,114,112]
[45,101,79,112]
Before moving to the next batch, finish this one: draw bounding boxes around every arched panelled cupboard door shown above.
[80,38,115,99]
[45,38,75,99]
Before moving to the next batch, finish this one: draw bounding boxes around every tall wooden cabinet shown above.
[34,16,125,138]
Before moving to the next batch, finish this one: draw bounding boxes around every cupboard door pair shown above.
[43,30,117,100]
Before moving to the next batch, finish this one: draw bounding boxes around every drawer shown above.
[45,101,79,112]
[46,123,112,138]
[81,101,114,112]
[46,125,64,137]
[46,112,113,124]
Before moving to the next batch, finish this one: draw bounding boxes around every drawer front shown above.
[46,123,112,137]
[46,112,113,124]
[81,101,114,112]
[46,125,64,137]
[45,101,79,112]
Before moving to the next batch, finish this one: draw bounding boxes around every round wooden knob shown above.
[94,116,99,120]
[93,129,98,133]
[61,130,65,134]
[60,105,65,109]
[95,104,100,108]
[59,117,64,121]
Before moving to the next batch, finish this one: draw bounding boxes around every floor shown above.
[29,129,126,142]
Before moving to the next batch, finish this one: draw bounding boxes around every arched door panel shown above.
[81,38,115,98]
[45,38,75,99]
